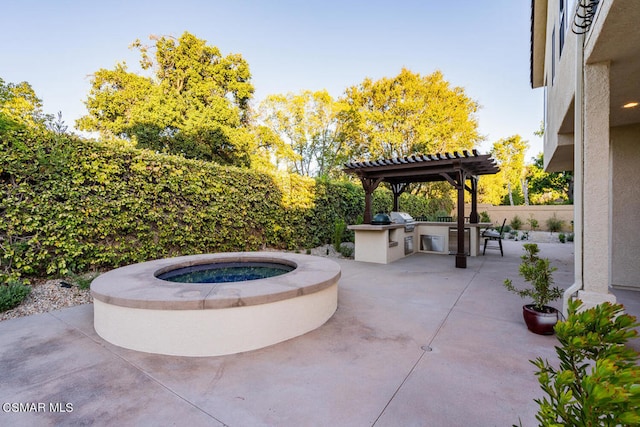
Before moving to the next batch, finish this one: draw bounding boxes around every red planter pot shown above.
[522,304,560,335]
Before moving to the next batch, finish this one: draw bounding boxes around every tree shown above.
[0,77,49,129]
[485,135,528,206]
[337,68,482,161]
[527,153,573,204]
[249,125,298,172]
[258,90,344,177]
[77,32,255,166]
[478,172,506,206]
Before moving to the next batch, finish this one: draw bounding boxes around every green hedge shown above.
[0,115,444,280]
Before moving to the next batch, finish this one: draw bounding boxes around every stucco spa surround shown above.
[91,252,341,357]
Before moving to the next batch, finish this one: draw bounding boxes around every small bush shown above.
[510,215,523,230]
[546,214,565,232]
[68,272,98,290]
[558,233,566,243]
[503,224,512,234]
[479,211,491,223]
[0,281,32,312]
[527,216,539,231]
[333,219,346,252]
[567,233,574,242]
[339,244,354,258]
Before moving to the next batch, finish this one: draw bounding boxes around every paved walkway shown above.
[1,240,638,426]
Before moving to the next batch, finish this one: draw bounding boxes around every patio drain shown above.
[421,345,433,352]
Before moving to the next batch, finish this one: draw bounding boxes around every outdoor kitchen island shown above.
[348,221,492,264]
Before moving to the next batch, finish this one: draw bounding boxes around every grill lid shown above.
[390,212,415,224]
[371,212,392,225]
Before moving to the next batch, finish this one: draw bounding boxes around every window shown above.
[552,27,556,84]
[559,1,566,56]
[544,83,548,130]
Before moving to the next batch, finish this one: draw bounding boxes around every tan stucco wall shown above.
[543,1,578,172]
[460,204,574,232]
[94,283,338,357]
[610,124,640,289]
[582,62,611,296]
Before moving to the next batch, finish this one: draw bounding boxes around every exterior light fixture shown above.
[622,102,639,109]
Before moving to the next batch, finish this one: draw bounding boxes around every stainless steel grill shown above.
[390,212,415,232]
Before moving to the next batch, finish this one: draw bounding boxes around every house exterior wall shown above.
[610,124,640,289]
[581,61,611,296]
[541,0,577,172]
[531,0,640,304]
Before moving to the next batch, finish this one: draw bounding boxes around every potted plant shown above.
[504,243,563,334]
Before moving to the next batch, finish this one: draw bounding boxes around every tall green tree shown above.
[258,90,344,177]
[337,68,482,160]
[527,153,573,204]
[0,78,49,129]
[77,32,255,166]
[479,135,529,205]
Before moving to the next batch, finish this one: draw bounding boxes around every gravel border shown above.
[0,280,92,322]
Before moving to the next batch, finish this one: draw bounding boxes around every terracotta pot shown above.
[522,304,559,335]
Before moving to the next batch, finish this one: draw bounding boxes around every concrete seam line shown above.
[372,261,484,425]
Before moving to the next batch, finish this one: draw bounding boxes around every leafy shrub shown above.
[531,299,640,426]
[567,233,574,242]
[479,211,491,223]
[1,124,283,278]
[0,114,446,280]
[546,214,565,232]
[339,244,354,258]
[0,281,32,312]
[510,215,523,230]
[527,216,539,231]
[558,233,566,243]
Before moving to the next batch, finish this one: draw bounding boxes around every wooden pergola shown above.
[343,149,499,268]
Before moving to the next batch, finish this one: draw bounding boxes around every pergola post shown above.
[361,177,383,224]
[455,168,467,268]
[390,183,408,212]
[469,176,479,223]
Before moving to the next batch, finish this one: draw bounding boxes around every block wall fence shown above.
[457,204,574,232]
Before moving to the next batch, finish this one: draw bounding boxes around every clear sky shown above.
[1,0,543,159]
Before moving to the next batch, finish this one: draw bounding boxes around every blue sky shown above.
[1,0,543,159]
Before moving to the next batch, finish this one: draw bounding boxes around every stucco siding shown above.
[610,124,640,289]
[542,3,577,172]
[582,62,611,295]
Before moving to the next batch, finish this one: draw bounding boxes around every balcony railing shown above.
[572,0,600,34]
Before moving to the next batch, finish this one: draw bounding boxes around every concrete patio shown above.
[1,240,638,426]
